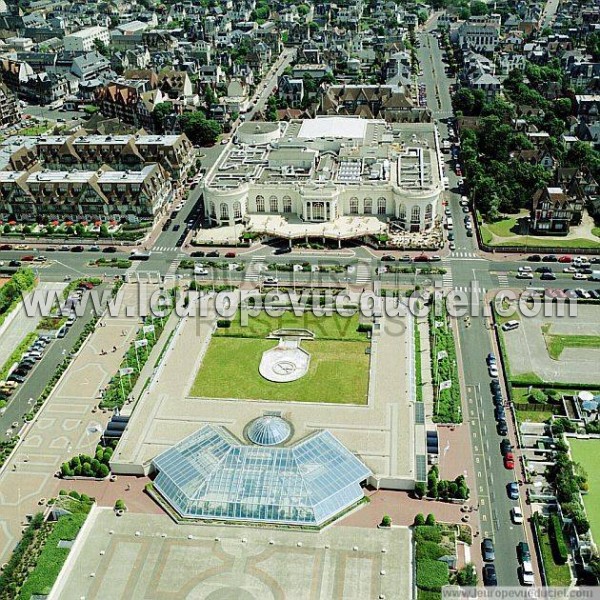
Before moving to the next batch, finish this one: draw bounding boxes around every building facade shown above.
[0,83,20,128]
[0,165,171,223]
[202,118,442,237]
[531,186,584,234]
[63,26,110,53]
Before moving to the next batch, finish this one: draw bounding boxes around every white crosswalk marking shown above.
[356,261,371,284]
[166,258,179,277]
[497,273,509,288]
[454,285,487,295]
[441,259,453,288]
[153,246,180,252]
[245,256,265,282]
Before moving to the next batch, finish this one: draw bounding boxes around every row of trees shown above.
[0,268,36,319]
[60,445,113,479]
[415,465,470,501]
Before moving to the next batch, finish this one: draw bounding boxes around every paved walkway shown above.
[0,284,145,565]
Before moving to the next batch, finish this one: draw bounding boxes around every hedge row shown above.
[416,559,450,592]
[549,514,568,565]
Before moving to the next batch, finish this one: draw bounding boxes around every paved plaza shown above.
[0,284,150,565]
[51,507,411,600]
[111,303,417,489]
[502,303,600,384]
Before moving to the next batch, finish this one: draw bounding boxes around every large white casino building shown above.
[202,117,443,239]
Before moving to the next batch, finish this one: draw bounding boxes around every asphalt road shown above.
[0,286,103,435]
[418,26,531,586]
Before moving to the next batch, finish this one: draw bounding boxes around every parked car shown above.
[20,255,34,262]
[381,254,396,262]
[517,266,532,273]
[500,439,513,455]
[507,482,519,500]
[482,538,495,562]
[517,541,531,563]
[263,277,279,285]
[511,506,524,524]
[497,420,508,436]
[274,246,291,255]
[504,452,515,469]
[8,260,21,267]
[71,245,84,252]
[103,246,117,253]
[517,272,533,279]
[502,320,520,331]
[173,224,181,232]
[488,364,499,377]
[413,255,430,262]
[542,254,558,262]
[519,562,534,586]
[206,251,220,258]
[535,266,553,273]
[494,406,506,421]
[483,564,497,587]
[225,252,236,258]
[190,251,206,258]
[540,272,557,281]
[558,255,572,263]
[527,255,542,262]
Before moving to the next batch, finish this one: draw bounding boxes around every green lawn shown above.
[191,337,369,404]
[483,217,519,238]
[569,439,600,545]
[216,311,365,341]
[592,227,600,239]
[543,332,600,360]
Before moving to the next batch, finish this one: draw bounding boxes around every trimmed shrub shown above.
[425,513,436,526]
[217,319,231,328]
[414,513,425,526]
[380,515,392,527]
[416,559,449,592]
[549,514,568,564]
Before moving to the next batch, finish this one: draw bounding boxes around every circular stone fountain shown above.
[258,339,310,383]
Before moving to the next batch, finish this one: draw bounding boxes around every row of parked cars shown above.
[1,335,52,393]
[0,244,117,253]
[484,353,535,587]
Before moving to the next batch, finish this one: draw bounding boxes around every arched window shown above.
[364,197,372,214]
[255,195,265,212]
[425,203,433,222]
[377,197,387,215]
[209,201,216,217]
[282,195,292,212]
[233,201,242,219]
[398,203,406,221]
[411,205,421,222]
[349,197,359,214]
[220,203,229,220]
[269,195,278,212]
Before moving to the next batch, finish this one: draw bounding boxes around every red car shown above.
[558,255,572,263]
[225,252,236,258]
[414,254,430,262]
[504,452,515,470]
[456,167,462,177]
[21,254,34,262]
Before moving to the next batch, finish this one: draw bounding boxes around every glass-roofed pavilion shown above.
[151,422,372,526]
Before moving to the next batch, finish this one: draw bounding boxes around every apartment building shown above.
[0,83,20,128]
[63,26,110,53]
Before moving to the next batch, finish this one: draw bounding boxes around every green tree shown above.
[178,112,222,146]
[425,513,436,526]
[470,1,488,16]
[93,38,110,57]
[99,224,110,238]
[153,101,174,133]
[414,513,426,526]
[456,563,478,586]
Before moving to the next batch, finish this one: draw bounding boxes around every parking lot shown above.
[502,303,600,385]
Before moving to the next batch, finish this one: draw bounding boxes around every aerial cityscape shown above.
[0,0,599,598]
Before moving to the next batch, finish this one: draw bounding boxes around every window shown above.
[377,197,386,215]
[349,197,358,214]
[425,203,433,222]
[411,205,421,222]
[209,202,216,217]
[269,195,278,212]
[282,195,292,212]
[363,198,372,214]
[256,195,265,212]
[398,203,406,222]
[233,201,242,219]
[220,203,229,220]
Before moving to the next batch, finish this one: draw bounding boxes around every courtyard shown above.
[51,508,412,600]
[501,303,600,385]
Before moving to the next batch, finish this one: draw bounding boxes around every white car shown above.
[516,272,533,279]
[573,272,589,280]
[449,242,456,251]
[511,506,524,524]
[488,365,499,377]
[502,320,520,331]
[518,266,532,273]
[263,277,279,285]
[563,267,577,273]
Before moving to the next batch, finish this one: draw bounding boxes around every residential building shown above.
[63,26,110,53]
[530,186,583,234]
[0,164,172,223]
[94,81,161,130]
[457,15,501,54]
[0,83,20,128]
